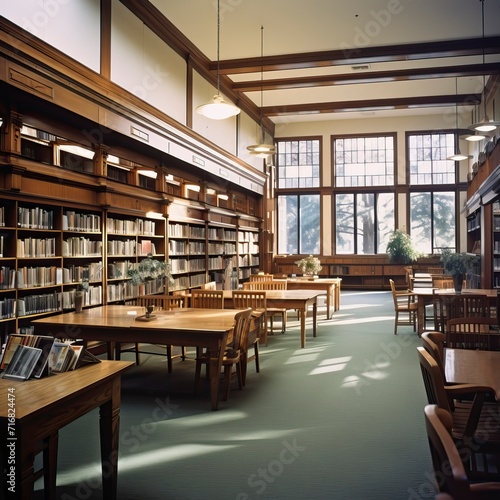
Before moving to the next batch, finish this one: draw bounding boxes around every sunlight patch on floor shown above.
[309,356,352,375]
[285,353,320,364]
[159,410,247,428]
[56,444,239,486]
[329,315,393,325]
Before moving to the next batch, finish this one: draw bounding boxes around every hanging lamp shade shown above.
[196,94,240,120]
[466,0,497,134]
[447,78,472,161]
[196,0,240,120]
[247,26,275,158]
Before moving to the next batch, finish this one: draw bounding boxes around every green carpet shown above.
[38,291,436,499]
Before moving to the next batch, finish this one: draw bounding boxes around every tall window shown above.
[408,133,456,185]
[276,138,320,188]
[277,194,320,254]
[335,193,394,254]
[410,191,456,254]
[333,135,395,187]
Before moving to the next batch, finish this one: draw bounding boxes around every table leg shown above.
[326,287,332,320]
[300,306,306,348]
[99,378,121,500]
[417,295,426,336]
[312,300,317,338]
[208,341,225,411]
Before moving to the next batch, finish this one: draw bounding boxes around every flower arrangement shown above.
[295,255,322,275]
[127,254,174,288]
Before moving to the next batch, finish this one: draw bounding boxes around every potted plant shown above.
[440,250,478,292]
[128,254,174,293]
[386,230,419,264]
[295,255,322,277]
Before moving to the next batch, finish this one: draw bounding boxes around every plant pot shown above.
[74,291,84,313]
[453,275,464,293]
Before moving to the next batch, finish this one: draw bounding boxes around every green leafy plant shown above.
[128,254,174,288]
[385,230,419,264]
[76,279,89,292]
[440,250,478,279]
[295,255,322,275]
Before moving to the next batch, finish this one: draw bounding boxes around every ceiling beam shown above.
[262,94,481,116]
[233,63,500,92]
[215,36,500,74]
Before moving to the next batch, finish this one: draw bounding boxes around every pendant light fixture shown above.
[448,79,472,161]
[196,0,240,120]
[247,26,276,158]
[467,0,499,136]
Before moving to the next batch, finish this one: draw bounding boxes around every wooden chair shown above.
[244,280,287,334]
[194,308,252,401]
[424,404,500,498]
[249,273,274,282]
[421,331,447,382]
[417,347,500,480]
[232,290,266,380]
[428,267,444,275]
[389,279,417,335]
[118,294,187,371]
[446,316,499,351]
[190,289,224,309]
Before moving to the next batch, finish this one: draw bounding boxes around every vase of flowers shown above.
[127,254,174,294]
[295,255,322,278]
[74,279,89,313]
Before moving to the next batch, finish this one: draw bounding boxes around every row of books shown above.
[17,237,56,257]
[0,263,102,289]
[106,217,157,236]
[62,237,103,256]
[0,288,103,318]
[63,211,101,232]
[0,333,100,380]
[18,206,54,229]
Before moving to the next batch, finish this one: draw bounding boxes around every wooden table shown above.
[0,360,132,499]
[223,290,320,348]
[445,348,500,400]
[285,278,342,319]
[33,306,238,411]
[412,288,498,336]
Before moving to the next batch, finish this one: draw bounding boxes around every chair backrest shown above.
[230,308,253,352]
[403,267,413,290]
[432,276,454,289]
[138,294,186,311]
[417,346,451,413]
[249,274,274,282]
[201,281,217,290]
[421,332,446,378]
[247,280,287,291]
[232,290,266,311]
[424,404,472,500]
[446,316,498,350]
[428,267,444,275]
[190,289,224,309]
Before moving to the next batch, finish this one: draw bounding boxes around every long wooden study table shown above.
[223,289,320,348]
[0,360,132,499]
[33,306,239,411]
[412,288,498,336]
[284,278,342,319]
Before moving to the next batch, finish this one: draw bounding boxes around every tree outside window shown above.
[278,194,320,254]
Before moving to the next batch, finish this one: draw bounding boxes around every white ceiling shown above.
[150,0,500,123]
